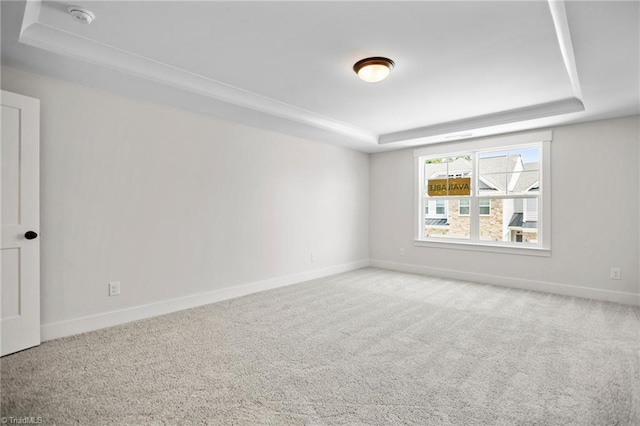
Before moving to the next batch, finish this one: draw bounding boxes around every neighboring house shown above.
[425,154,539,243]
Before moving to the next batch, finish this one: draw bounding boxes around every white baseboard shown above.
[41,258,638,341]
[41,260,370,341]
[370,259,640,306]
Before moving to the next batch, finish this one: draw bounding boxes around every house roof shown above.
[478,155,520,192]
[425,218,449,226]
[508,213,537,229]
[513,162,540,192]
[478,155,520,175]
[425,158,471,178]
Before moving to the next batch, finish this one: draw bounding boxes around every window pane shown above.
[479,197,538,244]
[425,199,470,239]
[425,155,472,197]
[478,147,540,195]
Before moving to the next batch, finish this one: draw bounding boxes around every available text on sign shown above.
[427,177,471,196]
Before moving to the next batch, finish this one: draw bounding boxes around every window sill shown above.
[413,239,551,257]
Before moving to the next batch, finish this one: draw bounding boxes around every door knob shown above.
[24,231,38,240]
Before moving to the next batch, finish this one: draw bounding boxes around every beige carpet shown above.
[2,267,639,425]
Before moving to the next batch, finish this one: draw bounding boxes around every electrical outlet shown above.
[311,253,317,262]
[108,281,120,296]
[610,268,621,280]
[400,248,406,256]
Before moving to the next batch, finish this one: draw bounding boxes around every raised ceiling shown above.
[2,1,639,153]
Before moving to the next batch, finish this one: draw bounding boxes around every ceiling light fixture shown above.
[353,57,395,83]
[67,6,95,24]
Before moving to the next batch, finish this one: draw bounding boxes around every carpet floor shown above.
[2,267,639,425]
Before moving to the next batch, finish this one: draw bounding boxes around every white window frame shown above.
[413,131,551,256]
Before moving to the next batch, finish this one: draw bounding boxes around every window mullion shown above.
[470,152,479,243]
[421,197,427,240]
[416,157,424,240]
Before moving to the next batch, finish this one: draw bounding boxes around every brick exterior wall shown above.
[510,229,538,243]
[448,199,471,238]
[425,199,520,242]
[479,199,503,241]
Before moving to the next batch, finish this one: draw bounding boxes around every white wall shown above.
[1,67,370,336]
[370,116,640,304]
[2,66,638,342]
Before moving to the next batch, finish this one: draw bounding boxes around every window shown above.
[479,199,490,215]
[414,131,551,255]
[459,199,470,215]
[425,199,447,219]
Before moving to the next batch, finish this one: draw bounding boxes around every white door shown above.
[1,90,40,356]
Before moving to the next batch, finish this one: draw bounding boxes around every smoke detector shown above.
[67,6,95,24]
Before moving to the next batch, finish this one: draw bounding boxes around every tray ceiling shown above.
[2,1,638,152]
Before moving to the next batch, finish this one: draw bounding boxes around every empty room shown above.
[1,0,639,424]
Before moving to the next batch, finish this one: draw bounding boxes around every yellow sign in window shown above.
[427,177,471,196]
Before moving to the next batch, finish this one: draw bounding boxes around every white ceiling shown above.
[1,1,638,153]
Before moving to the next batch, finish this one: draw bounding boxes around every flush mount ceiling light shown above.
[67,6,95,24]
[353,57,395,83]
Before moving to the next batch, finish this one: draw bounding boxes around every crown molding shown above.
[548,0,583,101]
[379,0,584,144]
[379,98,583,144]
[18,0,584,148]
[18,1,378,145]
